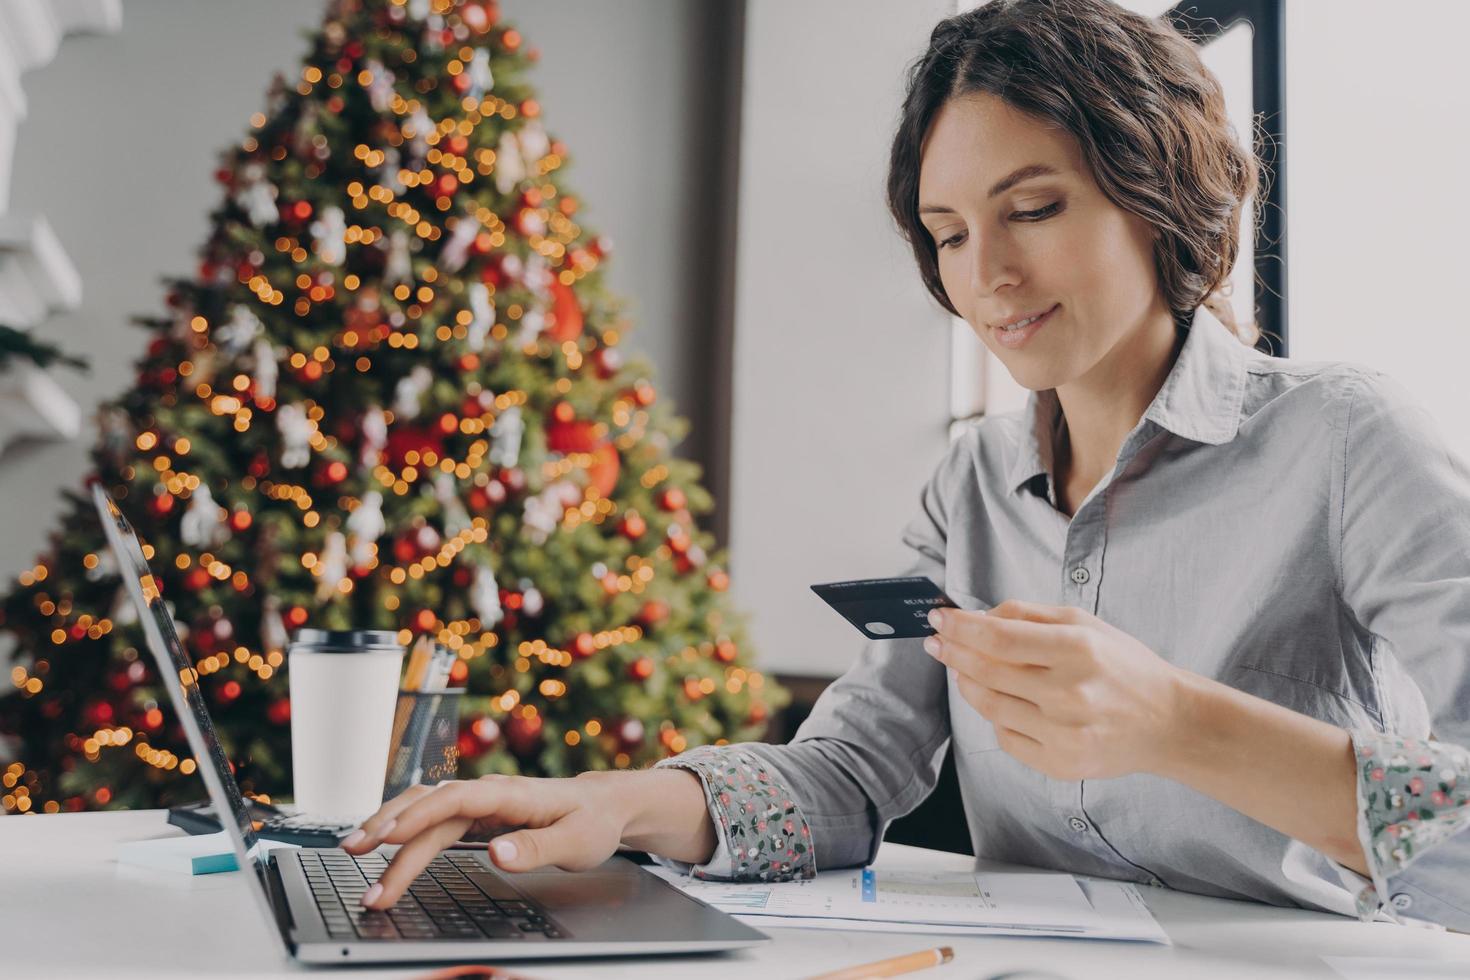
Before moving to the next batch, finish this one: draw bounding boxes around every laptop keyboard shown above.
[298,849,567,942]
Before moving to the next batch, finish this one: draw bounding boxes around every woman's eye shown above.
[933,202,1063,251]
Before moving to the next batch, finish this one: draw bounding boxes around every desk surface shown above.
[1,810,1465,979]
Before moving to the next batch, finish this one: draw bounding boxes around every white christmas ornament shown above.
[523,253,553,300]
[217,306,263,356]
[385,229,413,286]
[517,120,551,166]
[488,405,523,467]
[360,406,388,466]
[234,161,279,226]
[261,595,290,652]
[394,365,433,419]
[522,480,581,545]
[278,402,313,468]
[493,130,525,194]
[438,213,481,272]
[346,491,385,568]
[514,307,545,348]
[470,564,503,628]
[365,58,396,112]
[466,49,494,101]
[520,585,544,617]
[433,472,472,535]
[252,338,278,402]
[405,105,433,167]
[85,548,120,583]
[381,145,406,194]
[180,485,226,549]
[466,282,494,351]
[310,205,348,266]
[315,531,349,600]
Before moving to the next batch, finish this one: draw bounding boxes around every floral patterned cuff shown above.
[1349,729,1470,922]
[653,744,816,882]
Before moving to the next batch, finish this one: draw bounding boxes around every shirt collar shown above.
[1005,303,1250,495]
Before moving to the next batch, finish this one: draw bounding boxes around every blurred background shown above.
[1,0,1467,845]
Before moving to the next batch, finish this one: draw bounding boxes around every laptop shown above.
[91,484,771,964]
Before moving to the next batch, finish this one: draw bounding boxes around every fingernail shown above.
[341,829,366,848]
[361,883,383,908]
[492,838,518,864]
[923,636,940,656]
[928,609,945,629]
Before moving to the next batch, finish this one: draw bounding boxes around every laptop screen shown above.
[91,484,283,928]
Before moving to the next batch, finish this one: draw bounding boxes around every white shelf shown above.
[0,358,81,450]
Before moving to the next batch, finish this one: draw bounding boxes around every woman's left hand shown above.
[924,599,1186,780]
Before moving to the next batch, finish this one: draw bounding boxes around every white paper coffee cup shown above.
[287,628,404,823]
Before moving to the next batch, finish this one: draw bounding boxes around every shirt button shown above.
[1070,566,1090,584]
[1067,816,1089,833]
[1390,892,1414,910]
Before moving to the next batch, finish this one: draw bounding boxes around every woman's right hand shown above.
[342,771,637,909]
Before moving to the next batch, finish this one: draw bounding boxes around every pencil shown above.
[806,945,953,980]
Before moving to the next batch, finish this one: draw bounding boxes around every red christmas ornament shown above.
[452,566,473,587]
[707,569,730,592]
[558,196,579,217]
[185,567,211,592]
[619,511,646,540]
[521,187,542,208]
[392,535,418,564]
[505,712,542,756]
[320,460,348,485]
[149,492,176,517]
[637,600,669,629]
[384,424,444,468]
[572,632,596,658]
[434,173,459,197]
[267,699,291,725]
[219,680,242,703]
[545,419,598,455]
[412,609,437,633]
[682,677,704,701]
[447,134,469,156]
[627,657,654,681]
[659,488,686,512]
[715,639,738,663]
[748,702,769,724]
[230,510,252,533]
[631,380,656,407]
[248,452,271,478]
[587,443,619,499]
[450,72,470,95]
[545,279,583,343]
[286,605,309,628]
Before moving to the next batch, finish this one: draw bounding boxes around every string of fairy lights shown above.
[1,0,772,814]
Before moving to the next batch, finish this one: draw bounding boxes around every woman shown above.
[347,0,1469,929]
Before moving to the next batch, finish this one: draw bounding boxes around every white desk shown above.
[1,811,1465,979]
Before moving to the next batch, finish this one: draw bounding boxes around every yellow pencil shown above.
[806,945,954,980]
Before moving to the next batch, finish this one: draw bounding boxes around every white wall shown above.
[728,0,957,679]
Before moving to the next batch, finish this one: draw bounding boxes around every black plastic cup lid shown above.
[289,628,404,653]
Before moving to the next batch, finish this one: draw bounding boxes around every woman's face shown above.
[917,92,1170,392]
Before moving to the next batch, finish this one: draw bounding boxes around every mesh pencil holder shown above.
[382,688,465,802]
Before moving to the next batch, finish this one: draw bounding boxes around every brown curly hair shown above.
[886,0,1262,345]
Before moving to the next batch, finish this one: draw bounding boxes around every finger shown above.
[987,598,1085,625]
[929,608,1079,666]
[956,673,1047,740]
[384,777,570,849]
[967,655,1055,705]
[365,816,473,909]
[342,782,436,852]
[489,810,616,873]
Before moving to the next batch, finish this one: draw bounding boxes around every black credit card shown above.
[810,576,959,639]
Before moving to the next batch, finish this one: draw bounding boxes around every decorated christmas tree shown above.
[0,0,783,815]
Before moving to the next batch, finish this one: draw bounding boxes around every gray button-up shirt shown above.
[663,303,1469,929]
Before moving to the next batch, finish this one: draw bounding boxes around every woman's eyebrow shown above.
[919,163,1062,214]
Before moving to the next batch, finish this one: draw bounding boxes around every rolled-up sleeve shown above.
[1329,369,1470,930]
[650,436,968,879]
